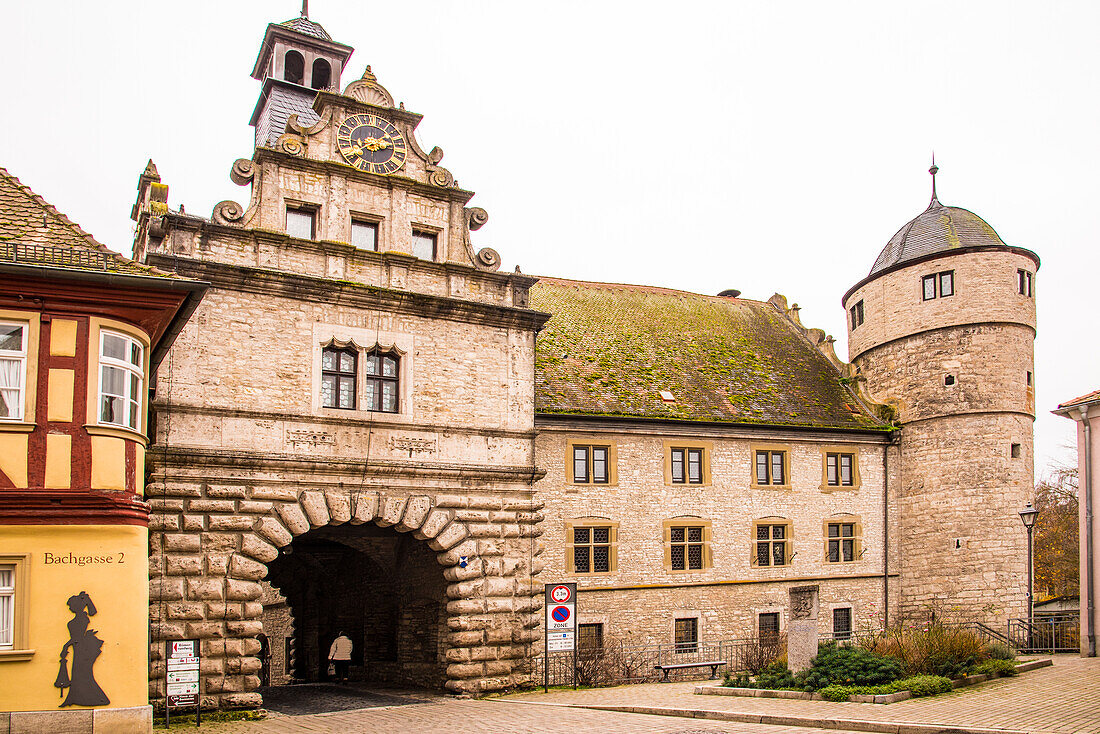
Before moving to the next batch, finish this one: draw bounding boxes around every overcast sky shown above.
[3,1,1095,478]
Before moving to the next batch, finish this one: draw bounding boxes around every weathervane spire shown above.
[301,0,308,18]
[928,153,940,208]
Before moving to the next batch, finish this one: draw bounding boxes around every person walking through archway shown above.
[328,631,352,684]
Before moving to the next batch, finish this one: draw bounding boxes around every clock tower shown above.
[133,11,547,709]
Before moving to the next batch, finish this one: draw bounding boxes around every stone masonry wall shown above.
[534,423,895,646]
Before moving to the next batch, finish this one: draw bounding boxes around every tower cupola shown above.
[248,8,353,148]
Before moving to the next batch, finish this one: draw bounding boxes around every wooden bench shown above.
[653,660,726,681]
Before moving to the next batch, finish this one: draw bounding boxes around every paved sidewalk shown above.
[503,655,1100,734]
[198,698,871,734]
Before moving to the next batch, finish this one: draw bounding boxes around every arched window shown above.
[321,345,356,409]
[311,59,331,90]
[284,50,305,85]
[363,349,399,413]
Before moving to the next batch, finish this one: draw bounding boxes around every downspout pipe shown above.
[883,438,890,629]
[1083,405,1096,656]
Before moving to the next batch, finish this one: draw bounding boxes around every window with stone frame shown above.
[826,520,861,563]
[0,322,27,421]
[849,300,864,330]
[0,555,28,653]
[833,607,853,640]
[567,523,617,575]
[578,623,604,650]
[0,564,13,649]
[98,330,143,430]
[754,449,788,486]
[411,229,437,260]
[286,206,316,240]
[321,345,357,410]
[1017,269,1034,297]
[674,617,698,653]
[362,348,399,413]
[922,270,954,300]
[573,445,610,484]
[753,520,790,567]
[351,219,379,251]
[759,612,780,643]
[825,452,855,487]
[671,447,703,484]
[664,521,711,572]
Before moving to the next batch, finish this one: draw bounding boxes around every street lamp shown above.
[1019,502,1039,628]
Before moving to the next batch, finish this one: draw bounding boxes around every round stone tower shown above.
[842,167,1039,626]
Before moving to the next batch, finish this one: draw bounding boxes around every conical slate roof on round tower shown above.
[868,194,1007,277]
[279,16,332,40]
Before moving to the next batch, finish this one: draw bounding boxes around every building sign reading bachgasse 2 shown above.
[43,552,126,566]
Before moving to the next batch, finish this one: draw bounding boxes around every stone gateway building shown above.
[130,12,1039,711]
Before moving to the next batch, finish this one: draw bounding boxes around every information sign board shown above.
[166,638,201,726]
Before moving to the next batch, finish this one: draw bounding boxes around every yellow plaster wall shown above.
[45,433,72,489]
[90,436,127,491]
[47,368,75,423]
[50,319,78,357]
[0,433,28,488]
[0,525,149,711]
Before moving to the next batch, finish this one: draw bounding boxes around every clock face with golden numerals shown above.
[336,114,408,175]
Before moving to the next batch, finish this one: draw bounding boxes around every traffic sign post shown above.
[165,639,201,727]
[543,583,577,691]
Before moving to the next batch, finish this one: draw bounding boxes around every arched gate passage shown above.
[263,524,448,687]
[149,489,545,709]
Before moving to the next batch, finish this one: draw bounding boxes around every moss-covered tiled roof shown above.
[0,166,180,279]
[531,277,888,430]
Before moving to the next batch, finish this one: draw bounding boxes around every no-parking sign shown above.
[544,583,577,652]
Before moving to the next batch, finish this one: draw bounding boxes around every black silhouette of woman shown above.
[55,591,109,707]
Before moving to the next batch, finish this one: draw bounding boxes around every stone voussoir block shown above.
[413,508,453,540]
[326,492,352,523]
[226,579,262,601]
[375,496,406,527]
[397,495,432,531]
[430,522,470,553]
[276,503,310,536]
[254,516,292,547]
[350,491,379,524]
[443,560,485,584]
[299,490,330,526]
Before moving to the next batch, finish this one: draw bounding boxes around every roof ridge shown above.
[533,275,769,305]
[0,165,173,278]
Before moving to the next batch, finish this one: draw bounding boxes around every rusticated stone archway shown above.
[149,487,545,709]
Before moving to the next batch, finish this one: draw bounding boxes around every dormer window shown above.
[311,59,331,90]
[284,50,305,85]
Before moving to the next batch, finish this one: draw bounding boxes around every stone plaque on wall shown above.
[787,584,819,673]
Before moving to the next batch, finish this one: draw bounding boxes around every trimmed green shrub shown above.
[755,661,801,690]
[972,659,1018,677]
[799,642,903,689]
[903,675,953,697]
[819,684,853,702]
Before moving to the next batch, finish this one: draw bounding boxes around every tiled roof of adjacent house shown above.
[279,16,332,41]
[0,166,179,279]
[531,277,888,430]
[869,197,1009,276]
[1058,389,1100,409]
